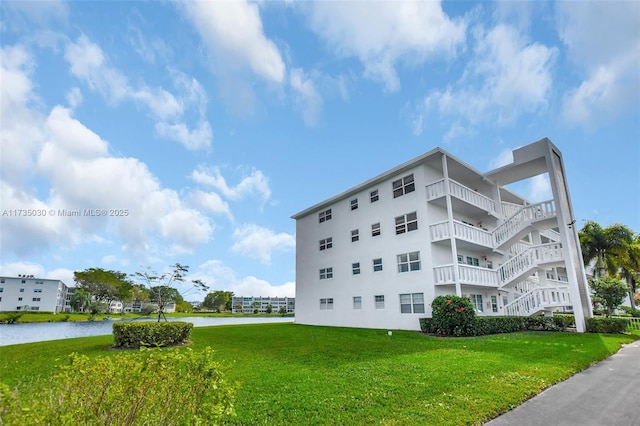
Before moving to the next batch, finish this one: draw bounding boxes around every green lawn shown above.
[1,324,637,425]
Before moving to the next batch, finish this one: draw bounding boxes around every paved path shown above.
[485,341,640,426]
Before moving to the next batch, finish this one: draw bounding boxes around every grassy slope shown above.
[1,324,637,425]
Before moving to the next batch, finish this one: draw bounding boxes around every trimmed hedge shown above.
[113,321,193,348]
[586,317,629,334]
[419,315,569,336]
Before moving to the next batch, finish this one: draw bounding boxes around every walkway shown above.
[485,341,640,426]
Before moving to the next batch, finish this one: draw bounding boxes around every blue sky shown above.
[1,1,638,300]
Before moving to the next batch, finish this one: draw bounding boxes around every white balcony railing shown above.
[498,243,563,286]
[493,200,556,248]
[429,220,493,248]
[426,179,496,214]
[501,202,523,219]
[433,264,498,287]
[503,286,571,316]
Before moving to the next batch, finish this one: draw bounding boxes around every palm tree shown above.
[618,234,640,307]
[579,221,635,278]
[70,288,91,313]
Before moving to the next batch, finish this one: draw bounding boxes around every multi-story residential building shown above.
[292,138,592,332]
[0,275,70,313]
[232,296,295,314]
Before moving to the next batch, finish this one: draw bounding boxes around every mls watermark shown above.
[1,209,130,217]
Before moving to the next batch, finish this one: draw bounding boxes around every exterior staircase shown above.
[503,284,571,316]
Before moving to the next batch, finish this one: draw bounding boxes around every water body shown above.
[0,316,294,346]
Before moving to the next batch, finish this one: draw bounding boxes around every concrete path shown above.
[485,341,640,426]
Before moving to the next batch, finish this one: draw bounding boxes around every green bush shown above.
[617,306,640,317]
[553,313,576,327]
[524,316,569,331]
[431,295,476,336]
[586,317,629,334]
[471,316,526,335]
[419,317,434,333]
[420,314,572,336]
[113,321,193,348]
[0,347,235,425]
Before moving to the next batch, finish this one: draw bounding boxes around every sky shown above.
[1,0,639,301]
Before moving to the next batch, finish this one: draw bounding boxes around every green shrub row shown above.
[113,321,193,348]
[0,347,235,425]
[420,315,571,336]
[586,317,630,334]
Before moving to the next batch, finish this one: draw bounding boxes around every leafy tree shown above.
[133,263,208,321]
[69,288,91,313]
[202,291,232,312]
[266,304,273,314]
[579,222,635,278]
[175,300,193,312]
[252,300,260,314]
[278,306,287,316]
[74,268,133,311]
[617,233,640,307]
[589,277,629,316]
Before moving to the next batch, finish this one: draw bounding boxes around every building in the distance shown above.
[231,296,295,314]
[291,138,592,332]
[0,275,70,313]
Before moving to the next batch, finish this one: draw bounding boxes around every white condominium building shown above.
[0,275,70,313]
[291,138,592,332]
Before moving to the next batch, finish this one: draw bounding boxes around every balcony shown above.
[426,178,496,216]
[433,264,499,288]
[430,220,493,248]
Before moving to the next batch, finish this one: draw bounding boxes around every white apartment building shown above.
[232,296,295,314]
[0,275,70,313]
[292,138,592,332]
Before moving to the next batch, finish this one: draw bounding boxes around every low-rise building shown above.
[232,296,295,314]
[0,275,70,313]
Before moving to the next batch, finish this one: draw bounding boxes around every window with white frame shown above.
[34,288,43,293]
[371,222,381,237]
[19,288,24,292]
[399,293,425,314]
[373,258,383,272]
[18,297,22,301]
[319,268,333,280]
[319,209,332,223]
[466,256,479,266]
[353,296,362,309]
[351,229,359,242]
[352,262,361,275]
[350,198,358,210]
[470,294,483,312]
[32,297,41,302]
[392,174,415,198]
[397,251,421,272]
[370,189,379,203]
[374,295,385,309]
[457,255,464,264]
[491,295,498,312]
[319,237,333,251]
[320,298,334,310]
[395,212,418,234]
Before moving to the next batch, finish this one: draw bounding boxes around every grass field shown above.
[1,323,637,425]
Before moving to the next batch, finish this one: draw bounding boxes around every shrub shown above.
[419,317,435,334]
[431,295,476,336]
[113,321,193,348]
[523,315,569,331]
[586,317,629,334]
[471,316,526,335]
[617,306,640,317]
[0,347,235,425]
[553,313,576,327]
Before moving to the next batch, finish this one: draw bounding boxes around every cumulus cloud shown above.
[231,224,295,265]
[191,166,271,203]
[290,67,323,126]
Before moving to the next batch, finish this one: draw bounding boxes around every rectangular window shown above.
[350,198,358,210]
[18,297,22,301]
[352,262,361,275]
[470,294,483,313]
[397,251,421,272]
[371,222,381,237]
[392,174,415,198]
[486,260,493,269]
[395,212,418,234]
[466,256,479,266]
[0,288,3,292]
[457,255,464,264]
[32,297,41,302]
[375,295,385,309]
[19,288,24,292]
[373,258,383,272]
[353,296,362,309]
[399,293,425,314]
[319,268,333,280]
[351,229,359,242]
[370,189,379,203]
[35,280,44,285]
[21,280,26,283]
[31,306,40,311]
[319,208,332,223]
[319,237,333,251]
[491,295,498,313]
[320,298,334,310]
[34,288,43,293]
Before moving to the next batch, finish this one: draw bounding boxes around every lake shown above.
[0,316,294,346]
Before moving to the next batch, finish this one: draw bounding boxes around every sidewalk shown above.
[485,341,640,426]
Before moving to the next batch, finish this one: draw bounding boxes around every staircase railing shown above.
[503,285,571,316]
[494,201,556,248]
[498,243,563,286]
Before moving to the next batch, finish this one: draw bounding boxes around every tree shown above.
[278,306,287,316]
[202,291,232,312]
[266,304,273,314]
[579,222,635,278]
[252,301,260,314]
[133,263,208,322]
[69,289,91,313]
[74,268,133,312]
[589,277,628,316]
[617,233,640,308]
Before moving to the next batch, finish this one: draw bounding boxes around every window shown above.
[32,297,41,302]
[0,288,3,292]
[320,298,334,310]
[19,288,24,292]
[21,279,26,283]
[466,256,480,266]
[319,237,333,251]
[397,251,421,272]
[373,258,383,272]
[353,296,362,309]
[18,297,22,301]
[371,222,381,237]
[395,212,418,234]
[352,262,361,275]
[319,268,333,280]
[34,288,43,293]
[35,280,44,285]
[491,295,498,313]
[350,198,358,210]
[351,229,359,242]
[470,294,483,312]
[486,260,493,269]
[0,279,4,283]
[370,189,379,203]
[399,293,425,314]
[374,295,385,309]
[392,174,415,198]
[319,208,332,223]
[31,306,40,311]
[457,255,464,264]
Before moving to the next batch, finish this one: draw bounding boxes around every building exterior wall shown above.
[0,276,69,313]
[292,138,591,331]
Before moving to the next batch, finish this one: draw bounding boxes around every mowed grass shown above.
[1,323,637,425]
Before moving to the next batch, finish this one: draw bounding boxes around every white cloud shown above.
[305,1,465,92]
[191,166,271,203]
[231,224,295,265]
[65,87,82,109]
[528,174,552,202]
[190,190,233,220]
[231,277,295,298]
[155,120,213,151]
[290,67,323,126]
[490,148,515,170]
